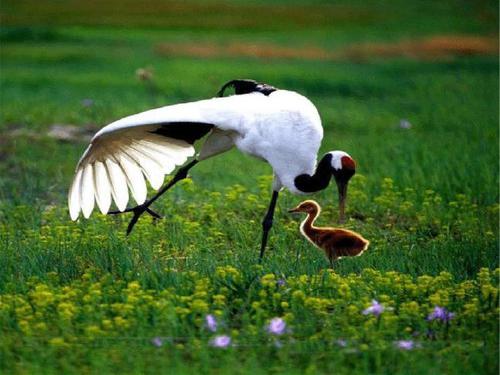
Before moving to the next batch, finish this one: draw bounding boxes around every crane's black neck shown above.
[294,154,333,193]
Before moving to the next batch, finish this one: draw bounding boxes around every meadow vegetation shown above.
[0,0,498,373]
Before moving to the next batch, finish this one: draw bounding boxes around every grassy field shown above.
[0,1,499,374]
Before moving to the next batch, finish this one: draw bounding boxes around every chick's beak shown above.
[288,206,301,213]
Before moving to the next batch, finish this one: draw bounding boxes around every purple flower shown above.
[151,337,163,347]
[210,335,231,348]
[335,339,348,348]
[81,98,94,107]
[427,306,455,322]
[273,339,283,348]
[362,300,385,317]
[267,317,286,335]
[277,278,286,287]
[399,119,412,129]
[205,314,217,332]
[395,340,415,350]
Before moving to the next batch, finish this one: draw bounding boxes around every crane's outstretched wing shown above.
[68,91,286,220]
[68,121,213,220]
[68,94,266,220]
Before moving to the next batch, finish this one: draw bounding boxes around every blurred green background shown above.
[0,0,498,208]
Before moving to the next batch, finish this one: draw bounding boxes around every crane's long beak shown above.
[336,179,348,223]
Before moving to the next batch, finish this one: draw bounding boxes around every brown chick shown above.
[289,200,369,267]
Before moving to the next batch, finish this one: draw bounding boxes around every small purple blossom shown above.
[151,337,163,347]
[210,335,231,348]
[273,339,283,348]
[427,306,455,322]
[335,339,348,348]
[362,300,385,317]
[395,340,415,350]
[205,314,218,332]
[277,278,286,287]
[81,98,94,107]
[267,317,286,335]
[399,119,412,129]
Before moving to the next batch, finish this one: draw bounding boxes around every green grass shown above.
[0,0,498,374]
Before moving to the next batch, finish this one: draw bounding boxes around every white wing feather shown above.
[80,164,95,219]
[131,141,177,174]
[94,161,112,214]
[124,146,164,190]
[68,168,83,220]
[105,159,129,212]
[117,152,147,205]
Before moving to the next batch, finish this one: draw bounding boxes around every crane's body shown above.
[68,79,356,261]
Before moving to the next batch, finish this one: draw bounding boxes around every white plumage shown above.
[69,89,324,220]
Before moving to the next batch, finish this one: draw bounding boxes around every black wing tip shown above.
[217,79,277,97]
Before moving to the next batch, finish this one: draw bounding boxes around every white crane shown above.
[68,79,356,260]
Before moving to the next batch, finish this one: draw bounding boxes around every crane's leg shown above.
[109,159,199,235]
[329,257,338,269]
[259,190,279,262]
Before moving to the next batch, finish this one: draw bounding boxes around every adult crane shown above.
[68,79,357,260]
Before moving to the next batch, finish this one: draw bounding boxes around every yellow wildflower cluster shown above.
[2,267,496,350]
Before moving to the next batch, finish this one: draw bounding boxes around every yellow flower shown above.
[102,319,113,330]
[190,299,209,314]
[261,274,276,288]
[292,290,305,302]
[30,284,55,308]
[127,295,139,304]
[49,337,67,347]
[174,307,190,316]
[34,322,47,333]
[18,320,31,334]
[113,316,130,329]
[212,294,226,307]
[58,302,77,321]
[251,301,261,310]
[85,325,102,338]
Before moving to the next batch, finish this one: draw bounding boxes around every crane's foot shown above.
[108,205,163,235]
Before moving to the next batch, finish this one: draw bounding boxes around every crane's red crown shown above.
[341,156,356,170]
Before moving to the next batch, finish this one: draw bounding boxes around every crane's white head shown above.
[328,151,356,222]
